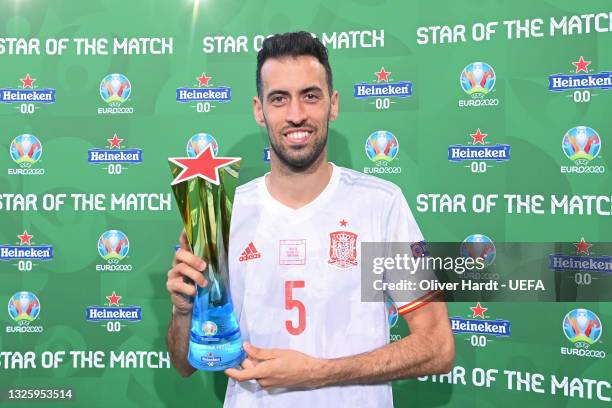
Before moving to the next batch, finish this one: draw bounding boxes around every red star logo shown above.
[20,73,35,88]
[17,230,33,245]
[470,129,488,145]
[339,219,348,227]
[375,67,391,82]
[107,133,124,149]
[574,238,593,255]
[169,145,240,186]
[197,73,212,86]
[470,302,487,319]
[106,291,122,306]
[572,56,591,74]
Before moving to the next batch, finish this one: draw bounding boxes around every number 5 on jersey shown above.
[285,280,305,335]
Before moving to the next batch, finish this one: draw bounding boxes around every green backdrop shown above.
[1,0,610,407]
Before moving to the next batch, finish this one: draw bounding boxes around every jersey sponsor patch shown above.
[279,239,306,265]
[239,242,261,262]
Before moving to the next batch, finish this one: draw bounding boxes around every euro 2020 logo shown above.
[202,321,218,337]
[386,296,398,329]
[460,234,496,269]
[560,126,604,174]
[458,62,499,108]
[363,130,401,174]
[560,308,605,359]
[365,130,399,164]
[563,309,602,346]
[460,62,496,97]
[8,291,40,325]
[10,134,42,167]
[99,73,131,105]
[98,230,130,264]
[187,133,219,157]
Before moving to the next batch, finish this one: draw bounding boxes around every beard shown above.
[266,121,329,172]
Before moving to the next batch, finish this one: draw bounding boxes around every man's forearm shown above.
[317,331,454,387]
[166,307,196,377]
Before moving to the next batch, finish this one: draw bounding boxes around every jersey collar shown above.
[259,162,340,220]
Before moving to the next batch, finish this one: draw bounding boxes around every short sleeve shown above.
[383,188,442,315]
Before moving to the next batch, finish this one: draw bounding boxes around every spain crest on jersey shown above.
[328,231,358,268]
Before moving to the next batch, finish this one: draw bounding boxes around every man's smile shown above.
[283,128,314,145]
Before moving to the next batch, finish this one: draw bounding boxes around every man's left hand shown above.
[225,342,326,389]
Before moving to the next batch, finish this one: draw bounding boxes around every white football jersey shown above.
[223,164,438,408]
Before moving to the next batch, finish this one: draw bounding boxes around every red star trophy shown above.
[168,145,245,370]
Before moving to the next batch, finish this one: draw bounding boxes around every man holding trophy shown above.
[166,32,454,407]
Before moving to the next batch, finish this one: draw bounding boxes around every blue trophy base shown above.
[188,339,246,371]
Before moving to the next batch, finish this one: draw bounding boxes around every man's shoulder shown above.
[236,176,263,197]
[335,165,401,198]
[234,167,404,200]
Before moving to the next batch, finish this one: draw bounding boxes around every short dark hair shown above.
[256,31,333,98]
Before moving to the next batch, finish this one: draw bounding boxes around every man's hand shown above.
[166,230,209,377]
[225,343,325,389]
[226,301,453,388]
[166,230,208,315]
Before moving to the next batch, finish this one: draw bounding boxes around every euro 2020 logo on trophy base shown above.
[168,139,245,371]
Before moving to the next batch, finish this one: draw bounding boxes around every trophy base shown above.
[188,339,246,371]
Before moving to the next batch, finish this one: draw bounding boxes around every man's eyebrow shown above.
[266,89,290,99]
[266,86,324,99]
[300,86,324,94]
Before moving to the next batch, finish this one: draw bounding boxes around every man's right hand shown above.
[166,230,208,315]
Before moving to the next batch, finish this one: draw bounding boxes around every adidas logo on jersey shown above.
[239,242,261,262]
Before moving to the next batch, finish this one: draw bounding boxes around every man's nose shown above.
[285,99,307,125]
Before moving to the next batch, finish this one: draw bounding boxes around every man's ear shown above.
[253,96,266,128]
[329,90,339,121]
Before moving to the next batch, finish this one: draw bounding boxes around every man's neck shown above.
[266,154,333,210]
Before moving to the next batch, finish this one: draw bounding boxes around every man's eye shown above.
[305,93,318,101]
[271,96,286,103]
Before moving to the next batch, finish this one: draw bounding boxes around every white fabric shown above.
[224,164,429,408]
